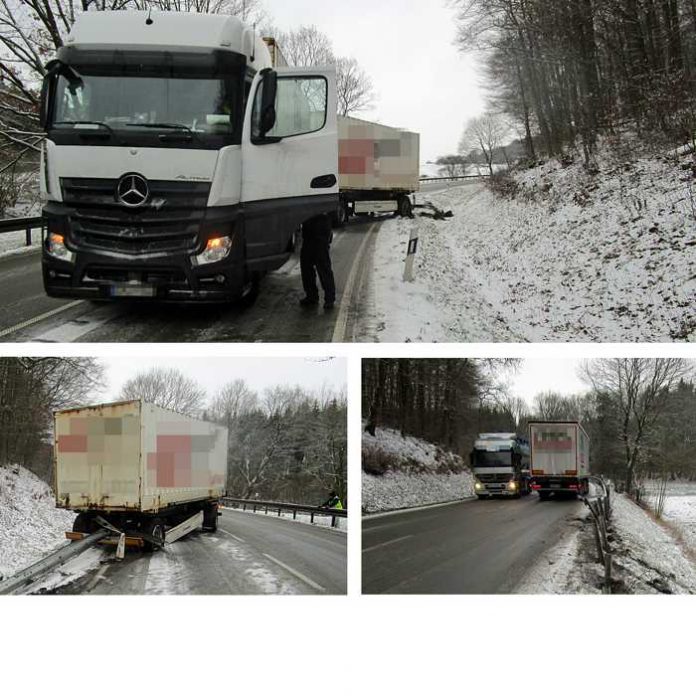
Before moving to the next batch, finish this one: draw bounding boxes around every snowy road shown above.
[362,495,583,594]
[54,508,347,595]
[0,217,378,343]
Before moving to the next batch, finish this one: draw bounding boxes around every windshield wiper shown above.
[53,120,115,134]
[126,122,193,134]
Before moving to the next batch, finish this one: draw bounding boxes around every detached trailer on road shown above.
[54,400,228,549]
[529,421,590,499]
[265,38,420,224]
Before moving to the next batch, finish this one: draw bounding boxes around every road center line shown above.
[362,535,414,553]
[332,222,377,343]
[262,553,325,592]
[0,299,84,339]
[219,529,246,544]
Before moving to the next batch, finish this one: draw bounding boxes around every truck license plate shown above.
[551,484,561,489]
[109,284,155,298]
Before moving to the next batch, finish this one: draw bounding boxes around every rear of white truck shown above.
[40,11,338,303]
[54,399,228,548]
[529,421,590,499]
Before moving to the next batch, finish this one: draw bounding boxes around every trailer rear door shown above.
[530,423,578,477]
[55,401,142,510]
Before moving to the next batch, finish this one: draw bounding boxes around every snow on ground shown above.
[515,516,600,595]
[223,506,347,532]
[0,464,78,581]
[0,227,43,258]
[611,493,696,594]
[359,141,696,342]
[362,427,474,513]
[643,481,696,552]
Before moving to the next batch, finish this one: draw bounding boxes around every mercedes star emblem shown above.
[117,174,149,208]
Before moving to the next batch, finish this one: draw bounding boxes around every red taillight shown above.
[569,484,579,490]
[531,484,541,490]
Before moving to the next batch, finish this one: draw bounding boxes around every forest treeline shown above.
[452,0,696,159]
[0,358,346,507]
[363,358,696,492]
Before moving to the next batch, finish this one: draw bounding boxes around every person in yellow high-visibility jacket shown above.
[321,491,343,510]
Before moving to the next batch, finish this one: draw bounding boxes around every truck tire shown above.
[72,513,97,535]
[397,195,413,218]
[144,518,166,551]
[331,204,347,229]
[203,504,218,532]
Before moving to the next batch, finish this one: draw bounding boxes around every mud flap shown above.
[116,533,126,561]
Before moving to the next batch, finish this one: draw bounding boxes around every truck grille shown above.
[61,177,211,255]
[476,473,513,483]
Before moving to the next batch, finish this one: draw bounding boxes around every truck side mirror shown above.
[259,70,277,136]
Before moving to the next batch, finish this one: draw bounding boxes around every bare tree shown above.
[119,367,205,416]
[459,112,508,176]
[273,24,334,66]
[336,56,375,117]
[209,379,258,427]
[581,358,694,493]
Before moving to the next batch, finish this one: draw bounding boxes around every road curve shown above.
[362,496,583,594]
[0,218,378,343]
[54,508,346,595]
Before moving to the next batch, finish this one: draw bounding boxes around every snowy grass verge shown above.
[611,493,696,594]
[0,464,77,581]
[360,141,696,342]
[0,227,42,258]
[362,426,474,513]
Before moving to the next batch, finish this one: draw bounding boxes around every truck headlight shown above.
[192,236,233,267]
[508,481,518,490]
[475,482,483,490]
[47,232,74,263]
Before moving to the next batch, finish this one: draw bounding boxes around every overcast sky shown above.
[100,356,346,402]
[266,0,485,164]
[508,359,588,408]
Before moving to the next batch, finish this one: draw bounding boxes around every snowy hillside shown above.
[359,141,695,342]
[0,464,76,580]
[362,427,474,513]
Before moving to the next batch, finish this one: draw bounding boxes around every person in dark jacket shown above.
[321,491,343,509]
[299,214,336,310]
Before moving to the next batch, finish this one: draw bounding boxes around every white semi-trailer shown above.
[265,38,420,224]
[470,433,532,499]
[528,421,590,499]
[39,11,339,302]
[54,399,228,548]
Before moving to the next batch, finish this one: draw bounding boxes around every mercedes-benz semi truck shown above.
[39,11,339,302]
[470,433,532,499]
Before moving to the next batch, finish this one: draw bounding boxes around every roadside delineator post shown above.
[403,227,419,282]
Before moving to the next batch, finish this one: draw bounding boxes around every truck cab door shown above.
[241,67,338,263]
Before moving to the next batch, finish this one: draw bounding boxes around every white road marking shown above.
[219,529,246,544]
[85,564,110,592]
[32,303,122,342]
[362,535,414,554]
[332,222,377,343]
[0,299,84,339]
[363,498,475,521]
[262,553,326,592]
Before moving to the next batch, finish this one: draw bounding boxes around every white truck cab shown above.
[39,11,338,302]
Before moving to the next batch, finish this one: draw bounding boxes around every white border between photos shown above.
[0,341,694,694]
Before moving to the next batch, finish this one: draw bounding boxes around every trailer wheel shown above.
[203,504,219,532]
[72,513,97,535]
[331,204,347,229]
[144,518,166,551]
[397,195,413,218]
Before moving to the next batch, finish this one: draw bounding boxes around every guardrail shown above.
[582,476,613,594]
[419,174,490,182]
[0,215,44,247]
[222,497,347,528]
[0,528,109,595]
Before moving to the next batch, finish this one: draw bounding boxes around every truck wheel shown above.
[397,195,413,218]
[72,513,97,535]
[144,518,166,551]
[331,204,347,229]
[203,503,219,532]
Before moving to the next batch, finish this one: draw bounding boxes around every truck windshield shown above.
[473,451,512,467]
[51,67,242,147]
